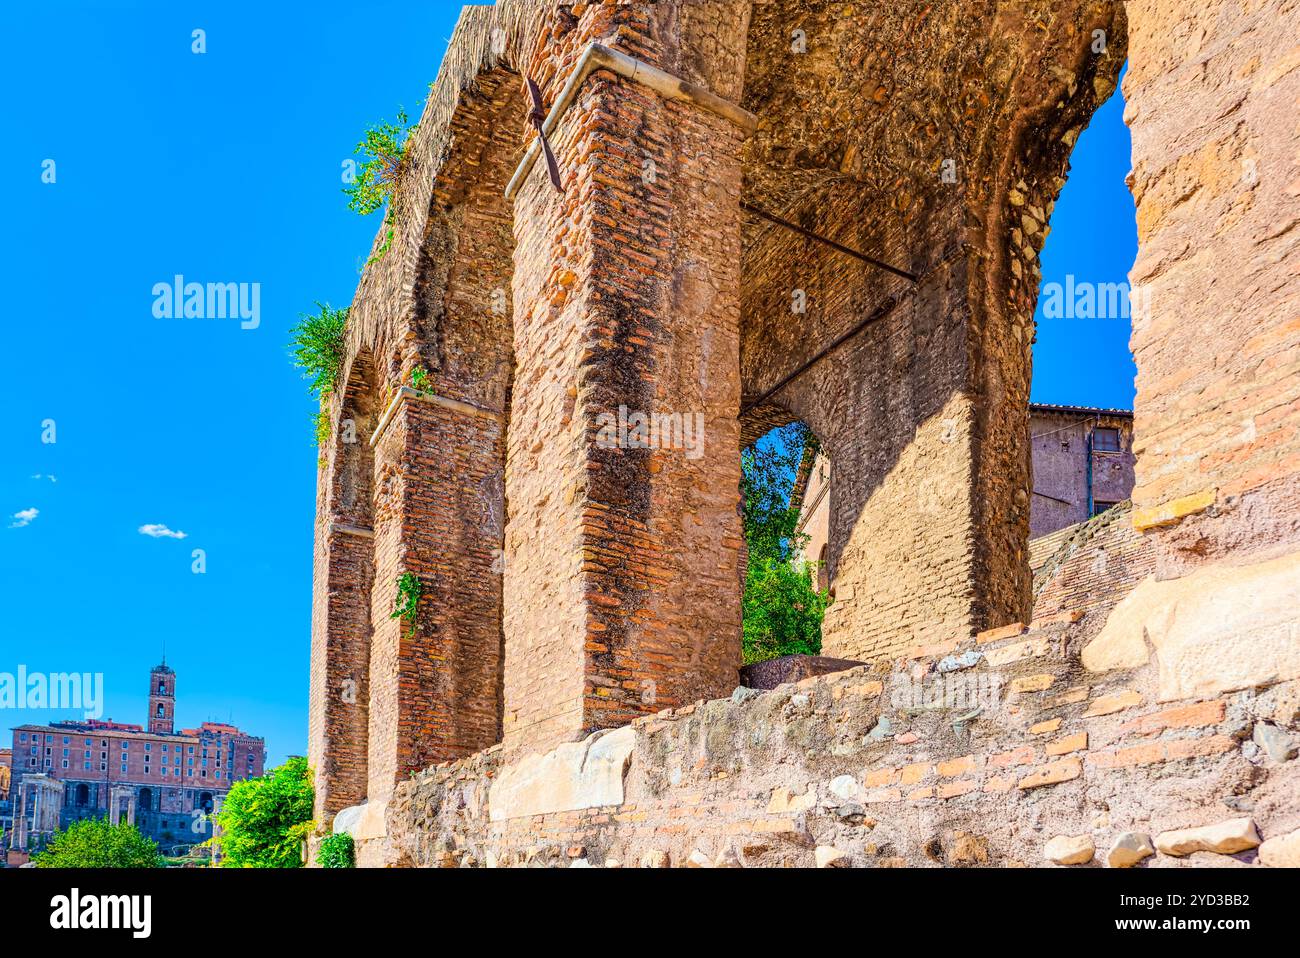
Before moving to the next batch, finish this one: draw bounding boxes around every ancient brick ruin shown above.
[309,0,1300,867]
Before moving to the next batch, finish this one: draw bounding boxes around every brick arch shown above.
[735,1,1127,661]
[310,50,530,813]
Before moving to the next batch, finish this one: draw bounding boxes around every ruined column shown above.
[502,3,755,753]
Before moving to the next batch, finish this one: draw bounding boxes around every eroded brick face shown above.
[1125,0,1300,564]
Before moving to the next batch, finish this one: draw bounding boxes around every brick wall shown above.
[1032,504,1156,632]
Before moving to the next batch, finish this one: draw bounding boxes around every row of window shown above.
[28,756,230,778]
[19,732,255,765]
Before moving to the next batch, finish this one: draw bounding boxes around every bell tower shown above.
[148,661,175,734]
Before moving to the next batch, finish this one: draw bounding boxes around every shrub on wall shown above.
[343,109,415,264]
[317,832,355,868]
[289,303,349,447]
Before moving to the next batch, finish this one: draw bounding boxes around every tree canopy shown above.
[210,756,314,868]
[33,818,163,868]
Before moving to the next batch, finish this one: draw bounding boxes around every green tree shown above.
[33,818,163,868]
[210,756,314,868]
[742,422,830,664]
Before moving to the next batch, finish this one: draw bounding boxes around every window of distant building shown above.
[19,732,26,742]
[1092,500,1120,516]
[1093,427,1121,452]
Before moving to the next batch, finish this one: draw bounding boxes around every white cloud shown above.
[10,507,39,528]
[31,474,57,483]
[139,523,187,540]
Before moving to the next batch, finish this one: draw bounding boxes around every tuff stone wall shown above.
[347,609,1300,868]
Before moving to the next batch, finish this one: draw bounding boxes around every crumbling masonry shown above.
[309,0,1300,867]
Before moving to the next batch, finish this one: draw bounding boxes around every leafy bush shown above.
[344,109,414,265]
[210,757,314,868]
[343,109,412,216]
[741,422,830,664]
[317,832,355,868]
[33,818,163,868]
[391,572,422,638]
[290,303,348,446]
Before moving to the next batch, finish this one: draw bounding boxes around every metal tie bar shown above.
[740,201,917,282]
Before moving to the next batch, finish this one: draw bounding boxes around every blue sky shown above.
[0,4,1135,769]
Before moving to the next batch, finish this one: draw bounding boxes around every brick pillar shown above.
[1124,0,1300,568]
[308,359,377,821]
[503,32,752,753]
[365,390,506,799]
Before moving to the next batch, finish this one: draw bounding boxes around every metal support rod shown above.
[741,293,903,413]
[740,201,918,282]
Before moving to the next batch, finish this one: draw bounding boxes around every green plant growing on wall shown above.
[208,757,314,868]
[316,832,355,868]
[391,571,422,638]
[410,365,432,395]
[741,421,830,664]
[289,303,349,448]
[344,109,414,264]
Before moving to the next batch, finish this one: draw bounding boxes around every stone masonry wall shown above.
[352,607,1300,868]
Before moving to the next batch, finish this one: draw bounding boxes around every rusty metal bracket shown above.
[526,77,565,193]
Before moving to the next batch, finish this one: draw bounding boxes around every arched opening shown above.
[1027,63,1138,545]
[735,1,1127,660]
[75,783,89,806]
[357,62,523,797]
[741,419,830,665]
[137,787,152,812]
[199,792,214,814]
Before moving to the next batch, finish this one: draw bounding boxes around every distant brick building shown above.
[1028,404,1135,538]
[794,404,1135,581]
[6,662,265,860]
